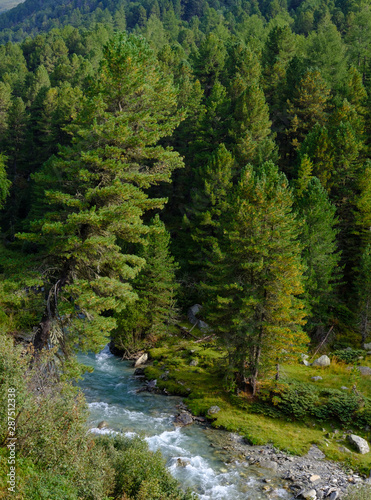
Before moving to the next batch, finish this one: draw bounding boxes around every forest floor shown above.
[141,322,371,478]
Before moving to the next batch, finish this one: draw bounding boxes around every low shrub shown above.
[253,382,371,428]
[331,349,365,364]
[96,434,196,500]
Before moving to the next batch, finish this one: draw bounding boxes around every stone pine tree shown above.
[202,162,308,394]
[14,33,183,355]
[112,214,179,352]
[299,125,334,190]
[294,156,340,335]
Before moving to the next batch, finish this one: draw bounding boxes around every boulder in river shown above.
[175,412,194,426]
[312,355,331,367]
[134,353,148,367]
[97,420,109,429]
[347,434,370,454]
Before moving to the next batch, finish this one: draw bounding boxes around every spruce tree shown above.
[294,159,340,334]
[203,162,307,394]
[186,143,234,297]
[13,34,183,355]
[112,215,179,352]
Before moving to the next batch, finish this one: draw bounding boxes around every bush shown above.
[96,434,196,500]
[0,334,115,499]
[255,382,371,428]
[331,349,365,364]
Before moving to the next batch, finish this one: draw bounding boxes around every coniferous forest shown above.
[0,0,371,498]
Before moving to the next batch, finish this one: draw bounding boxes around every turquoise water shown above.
[78,345,292,500]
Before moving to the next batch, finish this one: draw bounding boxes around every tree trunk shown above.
[33,279,65,351]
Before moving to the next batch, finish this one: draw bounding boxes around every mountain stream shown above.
[78,346,294,500]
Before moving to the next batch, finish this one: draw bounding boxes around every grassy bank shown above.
[143,328,371,475]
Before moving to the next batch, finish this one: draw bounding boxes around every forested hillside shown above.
[0,0,371,497]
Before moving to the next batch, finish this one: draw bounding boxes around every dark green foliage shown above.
[0,0,370,491]
[354,245,371,345]
[331,348,365,364]
[257,381,371,428]
[112,215,179,352]
[10,33,183,355]
[294,167,340,334]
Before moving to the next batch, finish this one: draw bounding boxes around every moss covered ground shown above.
[144,326,371,475]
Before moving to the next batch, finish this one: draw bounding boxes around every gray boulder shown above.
[188,304,202,325]
[175,412,194,426]
[358,366,371,376]
[312,355,331,367]
[189,359,199,367]
[208,405,221,415]
[347,434,370,454]
[187,304,211,331]
[363,342,371,350]
[299,489,317,499]
[259,459,278,471]
[311,376,323,382]
[134,353,148,367]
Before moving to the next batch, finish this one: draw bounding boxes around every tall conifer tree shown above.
[294,158,340,334]
[13,34,183,355]
[203,162,307,394]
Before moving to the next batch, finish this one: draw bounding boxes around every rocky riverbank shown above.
[134,365,371,500]
[172,403,370,500]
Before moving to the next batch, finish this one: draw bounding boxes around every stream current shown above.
[78,346,293,500]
